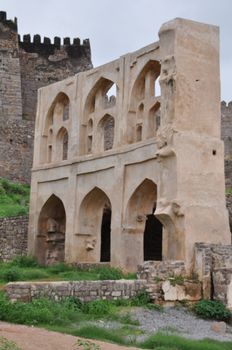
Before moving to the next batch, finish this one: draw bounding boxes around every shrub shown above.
[81,300,113,315]
[96,266,124,280]
[131,290,150,306]
[194,300,231,322]
[2,268,21,282]
[11,255,38,268]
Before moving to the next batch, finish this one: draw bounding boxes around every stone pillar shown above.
[157,18,231,271]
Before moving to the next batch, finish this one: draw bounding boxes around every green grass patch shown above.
[0,337,22,350]
[0,178,30,218]
[226,188,232,195]
[0,258,136,284]
[138,332,232,350]
[0,292,231,349]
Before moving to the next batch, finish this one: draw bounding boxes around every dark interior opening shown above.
[100,207,111,262]
[144,213,162,261]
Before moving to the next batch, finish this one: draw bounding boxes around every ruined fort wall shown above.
[0,119,34,183]
[0,11,92,183]
[19,35,92,120]
[221,101,232,189]
[0,12,22,119]
[0,215,28,261]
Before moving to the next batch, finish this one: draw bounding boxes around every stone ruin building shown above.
[28,18,231,275]
[0,11,92,183]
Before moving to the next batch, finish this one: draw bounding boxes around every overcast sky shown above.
[1,0,231,101]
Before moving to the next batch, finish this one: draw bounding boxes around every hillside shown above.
[0,178,30,218]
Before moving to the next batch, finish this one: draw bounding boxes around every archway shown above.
[36,194,66,265]
[79,187,112,262]
[144,209,163,261]
[125,179,162,268]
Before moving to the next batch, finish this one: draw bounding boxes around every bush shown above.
[81,300,113,315]
[131,290,150,306]
[11,255,38,268]
[194,300,231,322]
[2,268,21,282]
[96,266,124,280]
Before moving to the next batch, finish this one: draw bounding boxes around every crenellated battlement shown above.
[0,11,17,31]
[221,101,232,115]
[18,34,90,57]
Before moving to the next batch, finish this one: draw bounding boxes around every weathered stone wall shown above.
[19,36,92,120]
[0,119,34,183]
[0,215,28,261]
[0,11,92,183]
[5,280,147,302]
[137,260,186,281]
[221,101,232,189]
[194,243,232,308]
[226,194,232,232]
[0,13,22,119]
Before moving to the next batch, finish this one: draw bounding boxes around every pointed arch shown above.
[125,178,162,262]
[129,60,161,110]
[79,187,112,262]
[97,114,115,151]
[147,101,161,138]
[84,77,117,118]
[36,194,66,265]
[44,92,70,136]
[56,127,69,160]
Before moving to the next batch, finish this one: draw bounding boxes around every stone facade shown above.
[28,18,230,273]
[194,243,232,308]
[0,215,28,261]
[221,101,232,189]
[226,194,232,232]
[5,280,147,302]
[0,119,34,183]
[0,11,92,183]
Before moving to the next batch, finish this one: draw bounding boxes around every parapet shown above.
[221,101,232,115]
[0,11,17,31]
[18,34,91,58]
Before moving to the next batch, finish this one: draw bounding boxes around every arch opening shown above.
[56,127,69,161]
[125,179,163,264]
[98,114,115,151]
[36,195,66,265]
[79,187,112,262]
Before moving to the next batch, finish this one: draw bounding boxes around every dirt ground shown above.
[0,322,139,350]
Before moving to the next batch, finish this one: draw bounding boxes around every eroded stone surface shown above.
[28,18,230,273]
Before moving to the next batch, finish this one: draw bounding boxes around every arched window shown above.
[56,127,69,161]
[98,114,115,151]
[42,92,70,164]
[128,60,161,143]
[62,130,68,160]
[81,78,118,155]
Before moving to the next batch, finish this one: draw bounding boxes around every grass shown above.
[0,337,22,350]
[0,257,136,285]
[138,332,232,350]
[0,178,30,217]
[226,188,232,195]
[0,290,231,349]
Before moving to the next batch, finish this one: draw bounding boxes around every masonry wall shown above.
[0,215,28,261]
[5,280,147,302]
[0,11,92,183]
[19,36,92,120]
[0,12,22,119]
[221,101,232,189]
